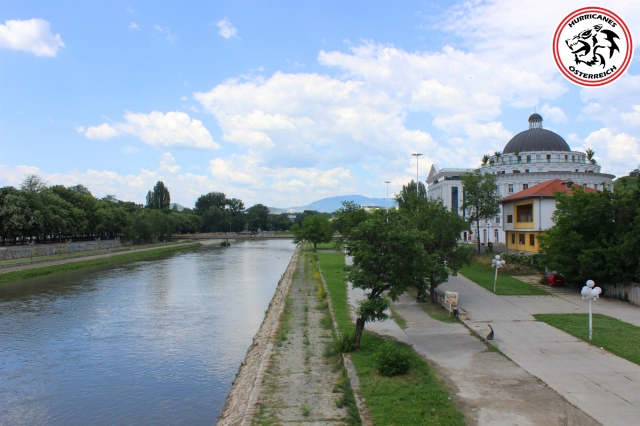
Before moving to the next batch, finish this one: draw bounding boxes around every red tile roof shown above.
[501,179,598,203]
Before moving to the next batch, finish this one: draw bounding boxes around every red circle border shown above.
[553,7,633,87]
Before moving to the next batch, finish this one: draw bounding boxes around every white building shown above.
[426,114,615,244]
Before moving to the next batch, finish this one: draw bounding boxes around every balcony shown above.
[483,158,591,167]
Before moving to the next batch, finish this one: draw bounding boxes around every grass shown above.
[315,241,343,251]
[274,296,293,345]
[0,243,201,284]
[459,261,549,295]
[388,301,408,329]
[316,252,464,426]
[535,313,640,366]
[421,300,459,323]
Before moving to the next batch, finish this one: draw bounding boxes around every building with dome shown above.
[426,114,615,244]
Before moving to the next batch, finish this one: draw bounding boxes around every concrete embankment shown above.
[217,245,300,425]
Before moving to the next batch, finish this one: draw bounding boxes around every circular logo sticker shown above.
[553,7,633,87]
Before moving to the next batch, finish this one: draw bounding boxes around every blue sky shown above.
[1,0,639,208]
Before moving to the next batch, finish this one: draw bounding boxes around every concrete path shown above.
[441,273,640,426]
[345,255,599,425]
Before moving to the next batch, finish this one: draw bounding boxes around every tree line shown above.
[0,176,305,245]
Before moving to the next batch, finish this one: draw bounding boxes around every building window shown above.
[519,234,525,244]
[451,186,459,215]
[526,155,531,163]
[496,215,500,224]
[516,204,533,222]
[546,154,551,162]
[529,234,535,246]
[525,169,529,173]
[483,229,487,242]
[494,229,499,242]
[575,169,579,172]
[507,215,513,223]
[565,155,569,162]
[511,233,516,244]
[572,155,576,162]
[523,183,529,190]
[508,184,514,194]
[583,183,588,188]
[536,154,541,160]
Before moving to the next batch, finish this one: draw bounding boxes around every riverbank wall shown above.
[216,245,300,425]
[0,240,124,261]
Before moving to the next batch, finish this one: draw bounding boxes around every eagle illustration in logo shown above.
[565,24,620,68]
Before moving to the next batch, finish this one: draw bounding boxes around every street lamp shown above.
[491,255,506,293]
[412,153,423,198]
[581,279,602,340]
[384,181,390,209]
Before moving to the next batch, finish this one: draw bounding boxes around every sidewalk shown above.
[441,273,640,426]
[345,256,599,425]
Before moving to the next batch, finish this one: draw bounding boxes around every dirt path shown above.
[253,250,349,425]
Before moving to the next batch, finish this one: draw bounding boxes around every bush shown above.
[335,331,355,353]
[501,252,541,270]
[373,340,410,377]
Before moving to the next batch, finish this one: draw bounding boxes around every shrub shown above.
[501,252,541,270]
[373,340,410,377]
[335,331,356,353]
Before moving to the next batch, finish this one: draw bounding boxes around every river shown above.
[0,239,296,425]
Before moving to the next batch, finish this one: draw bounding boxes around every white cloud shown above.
[217,18,237,39]
[85,123,120,140]
[154,25,175,42]
[85,111,219,149]
[180,95,188,101]
[159,152,181,173]
[540,104,568,124]
[0,18,64,57]
[121,145,138,154]
[129,23,139,30]
[578,128,640,177]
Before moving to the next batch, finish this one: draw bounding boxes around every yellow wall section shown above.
[506,231,542,253]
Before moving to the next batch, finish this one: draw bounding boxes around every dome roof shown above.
[503,114,571,154]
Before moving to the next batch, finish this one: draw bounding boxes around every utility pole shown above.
[412,153,423,199]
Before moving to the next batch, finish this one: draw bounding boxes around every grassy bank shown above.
[317,252,465,426]
[0,243,201,284]
[535,313,640,366]
[459,261,548,295]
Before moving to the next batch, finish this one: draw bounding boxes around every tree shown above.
[292,214,333,249]
[194,192,227,214]
[247,204,270,232]
[539,181,640,285]
[146,181,171,209]
[585,148,597,165]
[346,209,426,348]
[461,170,500,253]
[332,201,369,243]
[394,179,427,211]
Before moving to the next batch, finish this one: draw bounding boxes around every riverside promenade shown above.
[347,253,639,426]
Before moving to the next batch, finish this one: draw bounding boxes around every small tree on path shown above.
[292,214,333,249]
[461,170,500,253]
[346,209,426,349]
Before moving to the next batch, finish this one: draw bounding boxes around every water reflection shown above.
[0,239,295,425]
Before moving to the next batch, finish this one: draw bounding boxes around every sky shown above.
[1,0,639,209]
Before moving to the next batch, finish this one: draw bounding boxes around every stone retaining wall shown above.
[0,240,123,261]
[216,245,300,425]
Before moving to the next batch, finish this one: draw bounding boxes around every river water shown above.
[0,239,296,425]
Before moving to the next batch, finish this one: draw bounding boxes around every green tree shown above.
[292,214,333,249]
[146,181,171,209]
[461,170,500,253]
[400,198,472,302]
[347,209,426,348]
[394,180,427,211]
[332,201,370,243]
[247,204,270,232]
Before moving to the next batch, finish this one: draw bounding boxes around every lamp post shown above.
[412,153,423,198]
[581,279,602,340]
[384,181,390,209]
[491,255,506,293]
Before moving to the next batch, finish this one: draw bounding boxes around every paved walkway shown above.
[345,256,601,425]
[440,274,640,426]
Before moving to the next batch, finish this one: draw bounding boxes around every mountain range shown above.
[268,195,397,214]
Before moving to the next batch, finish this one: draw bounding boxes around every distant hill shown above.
[268,195,396,214]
